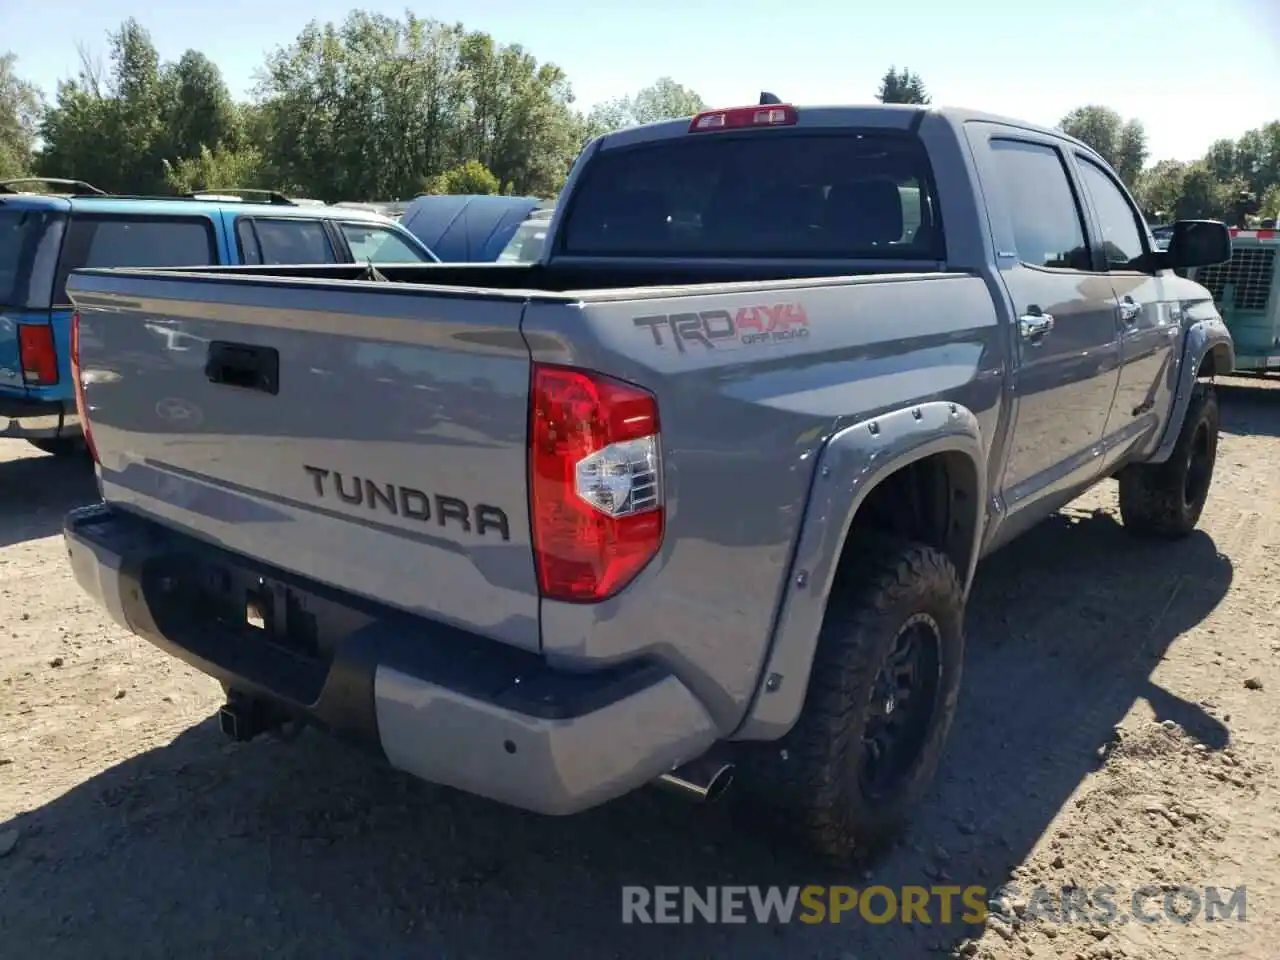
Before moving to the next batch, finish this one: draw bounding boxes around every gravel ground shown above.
[2,376,1279,960]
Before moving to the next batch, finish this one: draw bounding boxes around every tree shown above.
[1260,183,1280,222]
[1173,162,1235,221]
[253,12,582,200]
[580,77,708,143]
[1058,105,1148,189]
[0,53,42,179]
[103,18,168,192]
[876,67,930,105]
[628,77,706,124]
[1203,138,1238,182]
[1230,122,1280,202]
[579,100,629,144]
[158,51,241,166]
[162,144,265,193]
[1137,159,1189,221]
[38,19,179,194]
[422,159,500,195]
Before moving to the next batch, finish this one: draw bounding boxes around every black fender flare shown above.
[733,400,985,742]
[1148,311,1233,464]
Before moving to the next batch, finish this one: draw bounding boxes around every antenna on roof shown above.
[758,91,783,105]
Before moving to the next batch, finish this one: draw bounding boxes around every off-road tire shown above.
[735,539,966,862]
[1117,384,1220,540]
[26,437,87,458]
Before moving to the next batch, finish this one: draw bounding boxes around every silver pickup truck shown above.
[62,102,1234,860]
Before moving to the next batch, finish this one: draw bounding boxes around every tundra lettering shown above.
[303,465,510,540]
[634,304,810,352]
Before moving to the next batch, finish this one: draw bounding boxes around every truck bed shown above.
[112,258,948,294]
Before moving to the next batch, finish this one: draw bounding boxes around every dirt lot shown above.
[2,378,1279,960]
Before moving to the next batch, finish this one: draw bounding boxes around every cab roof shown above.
[593,101,1109,168]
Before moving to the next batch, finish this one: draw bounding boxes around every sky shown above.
[5,0,1278,164]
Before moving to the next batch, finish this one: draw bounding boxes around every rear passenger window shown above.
[53,216,217,304]
[1075,157,1146,270]
[82,219,213,269]
[237,218,337,265]
[989,140,1091,271]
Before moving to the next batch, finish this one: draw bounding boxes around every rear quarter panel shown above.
[523,273,1005,732]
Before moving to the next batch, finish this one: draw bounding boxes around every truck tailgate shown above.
[68,271,541,651]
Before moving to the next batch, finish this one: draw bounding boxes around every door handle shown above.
[205,341,280,395]
[1018,312,1055,344]
[1118,296,1142,325]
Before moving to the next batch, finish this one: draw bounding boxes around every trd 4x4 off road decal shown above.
[633,303,810,352]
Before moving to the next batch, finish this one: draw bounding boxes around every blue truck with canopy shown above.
[0,179,438,455]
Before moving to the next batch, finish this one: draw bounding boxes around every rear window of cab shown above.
[560,130,942,260]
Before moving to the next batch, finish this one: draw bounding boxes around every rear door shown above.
[968,127,1123,513]
[0,198,67,393]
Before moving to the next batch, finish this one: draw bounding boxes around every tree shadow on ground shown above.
[0,509,1232,960]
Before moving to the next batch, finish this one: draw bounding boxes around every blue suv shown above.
[0,180,438,455]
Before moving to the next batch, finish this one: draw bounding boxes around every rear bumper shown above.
[0,394,80,440]
[63,503,717,815]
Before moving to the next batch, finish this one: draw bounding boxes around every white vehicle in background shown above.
[333,200,411,219]
[496,205,555,262]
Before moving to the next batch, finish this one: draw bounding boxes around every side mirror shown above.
[1163,219,1231,269]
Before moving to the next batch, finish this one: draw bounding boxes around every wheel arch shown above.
[1150,312,1234,464]
[732,400,986,742]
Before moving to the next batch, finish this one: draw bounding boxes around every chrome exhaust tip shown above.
[654,754,735,803]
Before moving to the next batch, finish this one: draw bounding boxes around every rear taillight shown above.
[689,104,798,132]
[529,364,664,603]
[17,324,58,385]
[70,312,99,464]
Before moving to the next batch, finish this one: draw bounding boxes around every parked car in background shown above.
[333,200,411,219]
[0,178,438,456]
[400,194,556,262]
[496,204,555,263]
[1150,224,1173,251]
[1190,225,1279,374]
